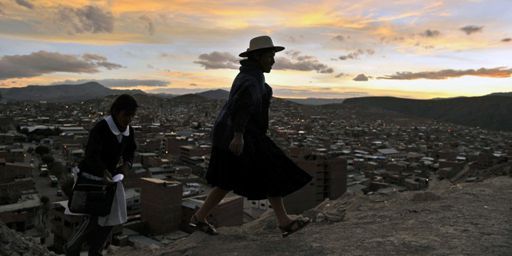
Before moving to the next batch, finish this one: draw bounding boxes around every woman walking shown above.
[190,36,312,238]
[65,94,137,256]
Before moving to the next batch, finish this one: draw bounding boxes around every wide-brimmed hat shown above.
[239,35,285,57]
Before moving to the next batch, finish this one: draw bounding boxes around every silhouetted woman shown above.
[65,94,137,256]
[190,36,312,238]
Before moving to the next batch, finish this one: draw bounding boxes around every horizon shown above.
[0,0,511,99]
[1,80,511,100]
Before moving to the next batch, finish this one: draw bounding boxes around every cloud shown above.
[338,49,375,60]
[353,74,369,81]
[194,51,240,69]
[96,61,122,70]
[82,54,107,62]
[81,54,121,69]
[15,0,34,9]
[273,50,334,74]
[502,38,511,42]
[460,25,483,35]
[378,67,512,80]
[332,35,346,41]
[335,72,348,78]
[159,53,177,59]
[286,35,305,43]
[420,29,440,38]
[57,5,113,34]
[51,79,169,87]
[139,15,155,35]
[0,51,123,80]
[270,86,371,99]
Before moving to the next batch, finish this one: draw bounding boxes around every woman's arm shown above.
[231,85,254,134]
[82,124,107,176]
[229,82,256,155]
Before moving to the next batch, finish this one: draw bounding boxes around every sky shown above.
[0,0,511,99]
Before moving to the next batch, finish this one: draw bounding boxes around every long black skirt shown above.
[206,133,312,200]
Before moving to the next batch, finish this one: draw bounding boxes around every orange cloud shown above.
[270,84,455,99]
[0,0,504,52]
[379,67,512,80]
[160,70,233,88]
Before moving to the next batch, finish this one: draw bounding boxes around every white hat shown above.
[239,35,285,57]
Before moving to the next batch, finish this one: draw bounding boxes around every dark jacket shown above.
[78,119,136,177]
[212,59,272,149]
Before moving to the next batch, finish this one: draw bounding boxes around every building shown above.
[50,201,83,253]
[137,153,160,168]
[0,194,40,231]
[0,160,33,182]
[179,145,209,165]
[0,148,26,163]
[0,160,35,204]
[165,136,188,157]
[284,152,347,214]
[140,178,182,234]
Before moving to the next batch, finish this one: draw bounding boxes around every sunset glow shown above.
[0,0,511,99]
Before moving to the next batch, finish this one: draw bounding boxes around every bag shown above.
[68,172,116,216]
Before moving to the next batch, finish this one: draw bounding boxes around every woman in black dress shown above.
[190,36,312,237]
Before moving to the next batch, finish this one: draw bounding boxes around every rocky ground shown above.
[0,222,56,256]
[110,176,512,256]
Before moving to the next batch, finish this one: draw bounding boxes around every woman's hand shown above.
[229,132,244,156]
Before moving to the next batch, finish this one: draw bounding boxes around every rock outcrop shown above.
[0,222,57,256]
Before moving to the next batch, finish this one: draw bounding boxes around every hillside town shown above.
[1,94,511,254]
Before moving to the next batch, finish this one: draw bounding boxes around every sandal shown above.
[279,216,311,238]
[189,215,219,235]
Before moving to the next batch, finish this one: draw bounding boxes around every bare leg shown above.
[192,187,229,222]
[268,197,293,227]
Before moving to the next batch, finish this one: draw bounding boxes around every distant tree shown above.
[35,145,50,156]
[38,196,50,244]
[40,196,50,205]
[41,155,54,166]
[50,161,65,178]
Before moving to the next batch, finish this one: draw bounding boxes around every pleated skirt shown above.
[206,133,312,200]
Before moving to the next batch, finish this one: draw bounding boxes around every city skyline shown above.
[0,0,511,99]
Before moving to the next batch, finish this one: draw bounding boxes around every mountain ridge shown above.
[343,95,512,131]
[0,82,145,102]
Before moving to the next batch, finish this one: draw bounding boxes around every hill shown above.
[0,82,144,102]
[489,92,512,97]
[343,95,512,131]
[193,91,346,105]
[196,89,230,100]
[106,175,512,256]
[285,98,345,105]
